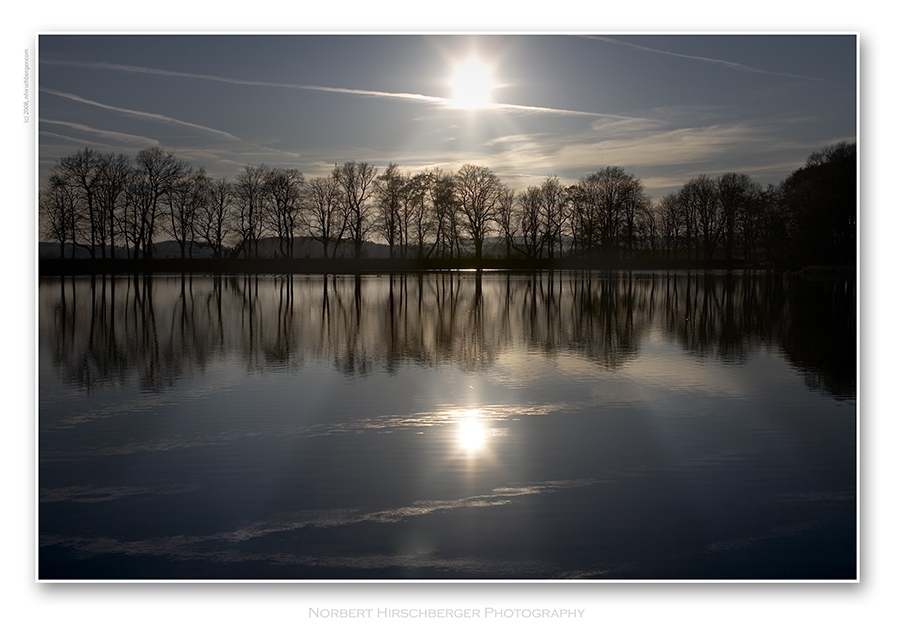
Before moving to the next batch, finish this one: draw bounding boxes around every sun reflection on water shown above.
[458,409,486,453]
[457,409,489,456]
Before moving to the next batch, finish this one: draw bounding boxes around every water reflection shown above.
[38,270,856,579]
[458,409,486,453]
[39,270,856,400]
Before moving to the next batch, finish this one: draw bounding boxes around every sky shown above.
[37,33,857,198]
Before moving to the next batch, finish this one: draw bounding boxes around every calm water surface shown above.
[38,271,856,579]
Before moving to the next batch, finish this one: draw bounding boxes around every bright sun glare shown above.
[458,410,486,452]
[452,60,494,107]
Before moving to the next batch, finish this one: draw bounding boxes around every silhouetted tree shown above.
[404,172,432,259]
[96,152,132,259]
[427,168,459,258]
[198,177,233,258]
[38,142,855,272]
[337,161,378,259]
[264,167,304,258]
[760,184,791,267]
[375,163,404,258]
[517,185,544,258]
[656,192,682,259]
[621,175,649,257]
[717,172,759,263]
[454,164,502,261]
[55,148,103,257]
[780,141,856,266]
[306,172,346,258]
[737,179,765,263]
[165,166,208,258]
[131,147,186,259]
[234,164,268,258]
[539,176,568,259]
[680,175,720,261]
[568,181,599,256]
[40,174,79,257]
[570,167,643,257]
[636,197,659,254]
[495,185,517,258]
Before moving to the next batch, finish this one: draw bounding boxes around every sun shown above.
[452,59,494,107]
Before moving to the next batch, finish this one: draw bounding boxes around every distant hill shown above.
[38,238,367,260]
[39,241,212,259]
[39,235,566,260]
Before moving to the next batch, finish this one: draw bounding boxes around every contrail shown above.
[39,87,242,141]
[582,35,825,81]
[41,59,636,119]
[40,118,158,146]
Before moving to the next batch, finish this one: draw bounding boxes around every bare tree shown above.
[234,164,268,258]
[454,164,502,261]
[676,180,699,261]
[375,163,404,258]
[165,166,209,258]
[621,176,649,257]
[426,168,459,258]
[306,172,346,258]
[127,148,186,259]
[265,167,305,258]
[197,177,233,258]
[39,174,79,257]
[636,198,659,254]
[96,153,132,258]
[738,180,764,263]
[404,172,432,259]
[681,176,721,261]
[517,185,544,259]
[718,172,758,263]
[56,148,103,257]
[495,185,517,259]
[568,182,599,256]
[760,184,790,266]
[656,192,682,259]
[564,168,647,258]
[120,170,143,258]
[336,161,378,259]
[539,176,568,259]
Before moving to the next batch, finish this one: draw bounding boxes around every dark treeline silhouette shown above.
[40,143,856,271]
[40,271,855,400]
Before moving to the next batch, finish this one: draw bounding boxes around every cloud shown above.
[589,116,671,137]
[434,119,828,194]
[558,124,764,167]
[40,118,159,147]
[584,36,826,82]
[39,87,242,142]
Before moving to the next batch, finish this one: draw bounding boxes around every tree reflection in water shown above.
[39,270,855,400]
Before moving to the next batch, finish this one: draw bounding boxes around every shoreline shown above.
[37,256,806,277]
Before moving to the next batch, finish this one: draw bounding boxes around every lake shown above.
[38,270,857,580]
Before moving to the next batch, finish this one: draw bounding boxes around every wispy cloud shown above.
[470,122,801,191]
[584,36,825,81]
[39,87,242,141]
[42,59,622,119]
[40,118,159,147]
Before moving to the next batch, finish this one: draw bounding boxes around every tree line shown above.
[39,142,856,268]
